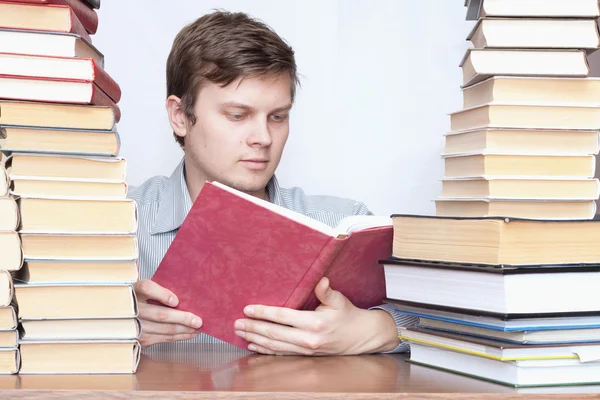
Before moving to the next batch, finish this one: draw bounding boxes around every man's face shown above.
[181,74,292,196]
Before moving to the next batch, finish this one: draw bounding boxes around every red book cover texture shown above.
[152,182,390,348]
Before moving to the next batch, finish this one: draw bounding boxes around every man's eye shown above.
[228,114,244,121]
[270,114,286,122]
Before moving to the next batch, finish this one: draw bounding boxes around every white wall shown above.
[93,0,473,216]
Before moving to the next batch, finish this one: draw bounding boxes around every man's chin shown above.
[225,175,272,197]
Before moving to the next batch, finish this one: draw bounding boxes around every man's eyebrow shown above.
[220,102,254,110]
[220,102,292,113]
[271,104,293,113]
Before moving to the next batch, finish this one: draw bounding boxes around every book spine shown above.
[64,0,98,34]
[283,237,345,310]
[67,6,91,42]
[91,85,121,122]
[91,61,121,103]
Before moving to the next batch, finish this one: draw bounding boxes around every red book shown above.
[0,53,121,103]
[0,1,92,42]
[6,0,98,34]
[151,182,391,349]
[0,75,120,121]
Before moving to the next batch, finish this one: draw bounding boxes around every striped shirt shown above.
[127,157,417,353]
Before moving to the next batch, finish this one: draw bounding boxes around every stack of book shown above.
[381,0,600,388]
[0,0,141,374]
[437,0,600,220]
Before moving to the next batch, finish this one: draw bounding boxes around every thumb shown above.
[314,277,346,309]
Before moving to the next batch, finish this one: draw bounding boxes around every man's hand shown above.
[233,277,399,356]
[134,279,202,348]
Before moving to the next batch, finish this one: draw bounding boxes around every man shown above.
[129,10,417,355]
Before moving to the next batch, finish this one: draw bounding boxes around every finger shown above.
[141,320,198,336]
[237,330,316,356]
[134,279,178,307]
[138,302,203,329]
[314,277,347,309]
[140,332,199,348]
[235,318,323,350]
[243,305,318,331]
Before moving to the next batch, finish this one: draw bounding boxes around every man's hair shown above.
[166,10,299,148]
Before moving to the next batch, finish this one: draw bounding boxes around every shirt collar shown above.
[150,157,282,235]
[149,158,193,235]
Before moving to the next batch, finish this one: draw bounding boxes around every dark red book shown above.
[0,75,120,121]
[152,182,392,348]
[0,1,92,41]
[6,0,99,34]
[0,53,121,103]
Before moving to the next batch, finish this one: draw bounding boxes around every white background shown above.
[93,0,473,216]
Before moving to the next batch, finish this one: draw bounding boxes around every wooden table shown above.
[0,344,599,399]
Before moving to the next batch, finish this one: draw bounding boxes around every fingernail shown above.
[235,330,245,338]
[168,296,177,306]
[244,306,254,316]
[191,318,202,328]
[234,321,245,330]
[248,344,257,352]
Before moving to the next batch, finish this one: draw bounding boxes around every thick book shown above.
[408,342,600,388]
[381,258,600,316]
[151,181,392,348]
[0,1,91,42]
[467,18,600,50]
[0,53,122,103]
[460,49,589,88]
[0,100,116,131]
[8,0,99,34]
[0,76,121,120]
[0,28,103,68]
[443,127,600,155]
[466,0,600,21]
[390,214,600,266]
[0,125,120,157]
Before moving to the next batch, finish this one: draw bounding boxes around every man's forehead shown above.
[198,75,293,107]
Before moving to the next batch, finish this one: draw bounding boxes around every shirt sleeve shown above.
[370,303,418,354]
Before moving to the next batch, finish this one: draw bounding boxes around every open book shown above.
[152,181,392,348]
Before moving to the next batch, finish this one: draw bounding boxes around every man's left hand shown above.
[233,277,400,356]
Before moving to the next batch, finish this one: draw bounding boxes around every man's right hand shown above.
[134,279,202,348]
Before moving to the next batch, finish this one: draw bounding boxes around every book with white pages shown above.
[399,327,600,361]
[386,300,600,332]
[417,317,600,345]
[465,0,600,21]
[466,18,600,50]
[459,48,589,87]
[0,167,7,197]
[408,342,600,388]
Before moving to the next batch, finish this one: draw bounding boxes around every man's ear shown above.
[166,95,187,140]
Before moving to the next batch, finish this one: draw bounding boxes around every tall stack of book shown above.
[381,0,600,388]
[0,0,141,374]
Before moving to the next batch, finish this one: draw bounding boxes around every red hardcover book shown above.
[0,75,120,121]
[0,53,121,103]
[152,181,391,348]
[6,0,98,34]
[0,1,91,42]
